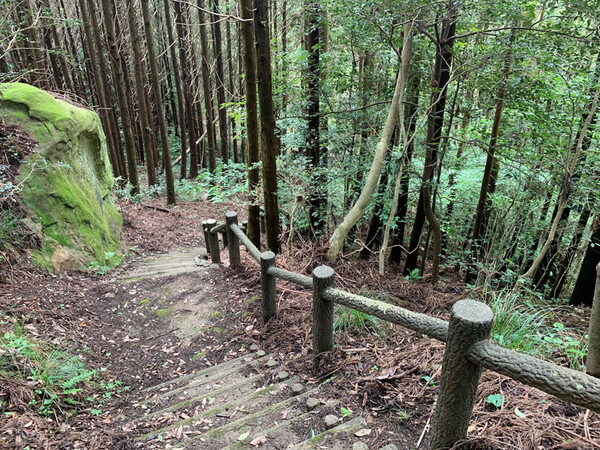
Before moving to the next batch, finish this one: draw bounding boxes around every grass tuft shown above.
[334,306,387,337]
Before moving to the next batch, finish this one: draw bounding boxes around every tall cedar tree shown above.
[125,0,156,187]
[140,0,176,204]
[197,0,217,175]
[254,0,280,253]
[305,0,325,234]
[403,5,457,280]
[239,0,261,248]
[99,0,139,194]
[163,0,188,180]
[212,0,229,161]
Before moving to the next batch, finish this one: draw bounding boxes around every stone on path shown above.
[291,383,304,395]
[324,414,339,429]
[353,443,368,450]
[306,398,320,411]
[278,371,289,381]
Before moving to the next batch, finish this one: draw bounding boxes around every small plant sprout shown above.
[340,406,352,418]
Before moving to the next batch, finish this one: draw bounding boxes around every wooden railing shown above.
[204,211,600,449]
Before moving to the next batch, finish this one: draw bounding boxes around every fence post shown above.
[260,251,276,322]
[312,265,335,355]
[430,299,493,449]
[225,211,241,266]
[202,221,211,254]
[206,219,221,264]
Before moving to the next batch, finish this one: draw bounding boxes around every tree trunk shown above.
[327,30,412,262]
[239,0,261,248]
[174,0,198,179]
[389,74,420,265]
[226,17,239,163]
[212,0,229,161]
[77,0,121,179]
[140,0,176,204]
[125,0,156,186]
[570,217,600,307]
[163,0,187,180]
[305,0,325,234]
[254,0,281,253]
[404,6,457,280]
[586,263,600,376]
[197,0,217,174]
[99,0,139,194]
[465,35,512,282]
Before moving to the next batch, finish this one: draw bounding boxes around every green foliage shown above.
[404,268,422,281]
[486,394,505,408]
[87,251,118,275]
[535,322,588,370]
[334,305,387,337]
[0,322,96,415]
[488,291,588,369]
[191,161,248,203]
[489,290,549,354]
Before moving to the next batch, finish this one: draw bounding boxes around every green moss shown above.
[192,351,207,361]
[210,311,226,320]
[139,299,151,306]
[0,83,121,272]
[155,308,173,319]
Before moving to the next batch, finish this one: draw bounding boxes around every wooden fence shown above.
[204,211,600,449]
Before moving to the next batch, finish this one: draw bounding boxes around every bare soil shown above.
[1,196,599,449]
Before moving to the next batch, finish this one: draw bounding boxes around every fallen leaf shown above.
[467,425,476,433]
[238,431,250,441]
[354,429,371,437]
[250,435,267,446]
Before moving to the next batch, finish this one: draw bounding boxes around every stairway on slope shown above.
[125,346,401,449]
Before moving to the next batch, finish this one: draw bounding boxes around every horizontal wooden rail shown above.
[323,288,449,342]
[214,211,600,448]
[229,223,261,261]
[469,341,600,412]
[268,266,313,288]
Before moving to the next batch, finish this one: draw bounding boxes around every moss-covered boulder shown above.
[0,83,122,272]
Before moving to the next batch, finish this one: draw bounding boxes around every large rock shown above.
[0,83,122,272]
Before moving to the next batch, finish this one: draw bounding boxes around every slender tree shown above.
[404,4,458,283]
[99,0,139,194]
[197,0,217,174]
[211,0,229,161]
[174,0,198,179]
[239,0,261,248]
[305,0,325,234]
[125,0,156,187]
[163,0,188,180]
[254,0,280,252]
[140,0,176,204]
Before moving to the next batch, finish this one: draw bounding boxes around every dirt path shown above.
[2,198,599,449]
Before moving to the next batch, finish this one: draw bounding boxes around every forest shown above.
[2,0,600,302]
[1,0,600,448]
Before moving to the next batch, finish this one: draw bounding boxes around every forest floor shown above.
[1,195,600,449]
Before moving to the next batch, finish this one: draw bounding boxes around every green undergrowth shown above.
[0,320,129,418]
[334,305,387,337]
[486,290,587,370]
[0,321,96,416]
